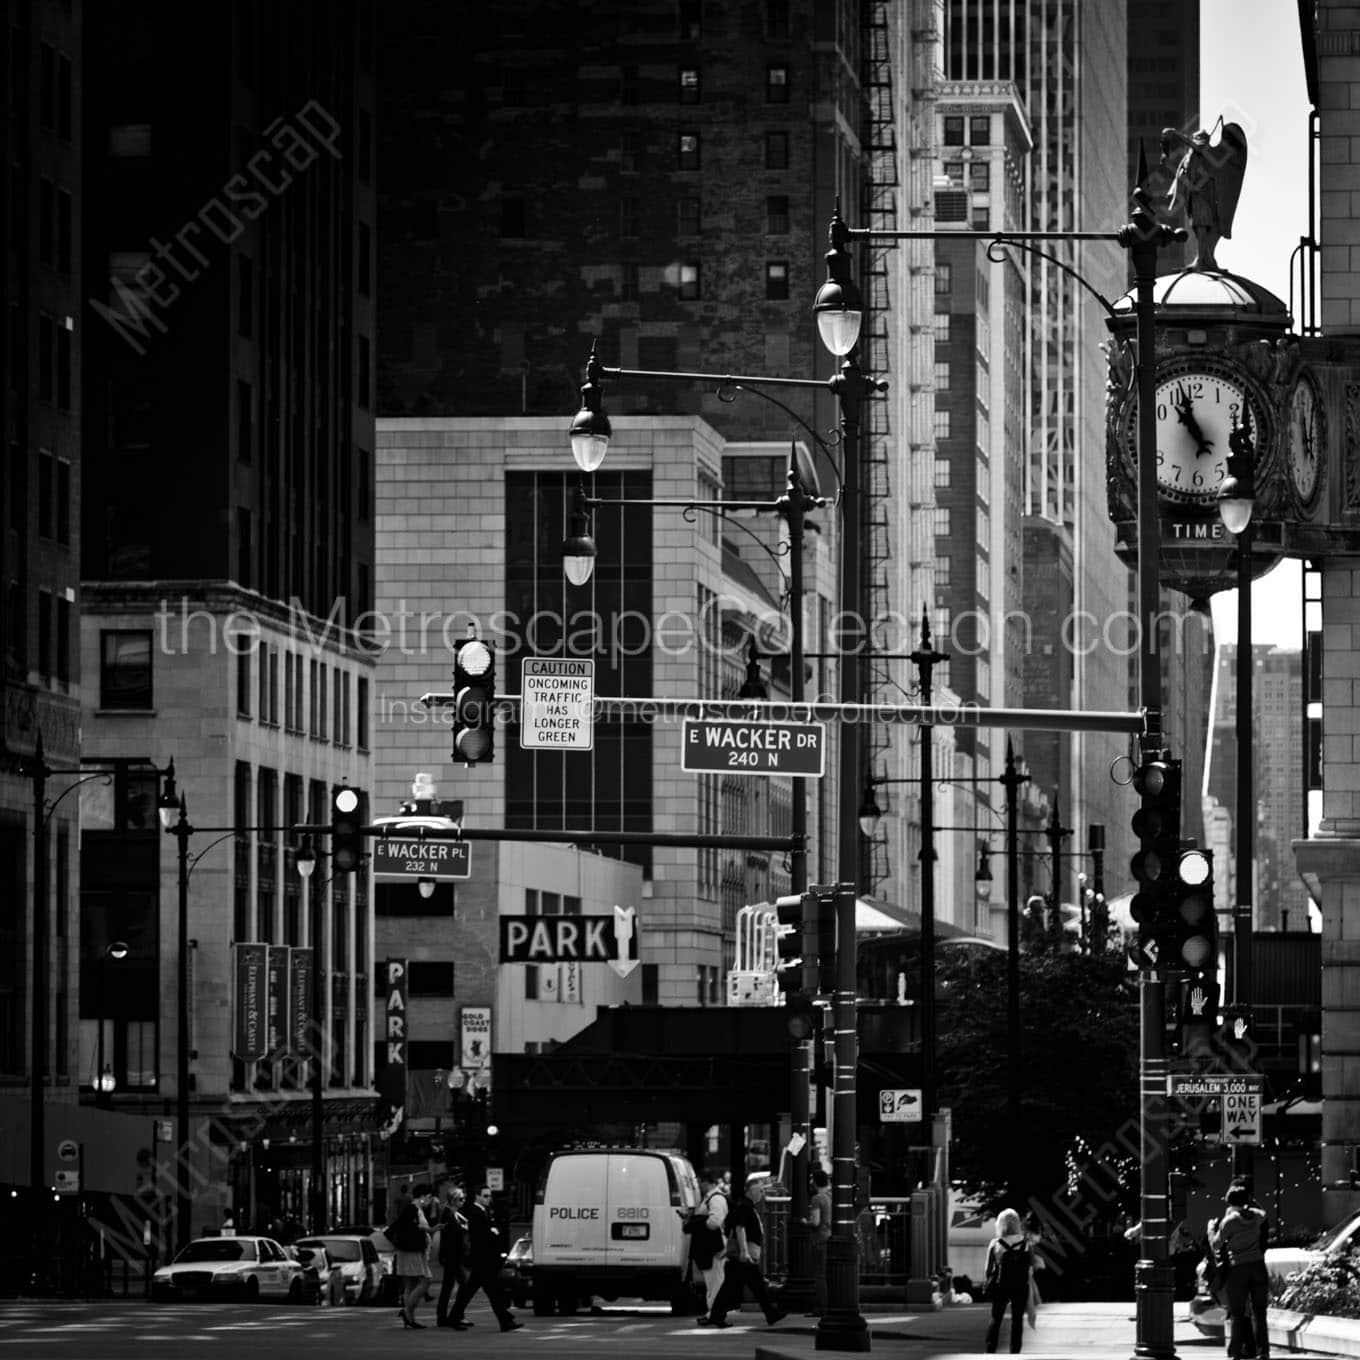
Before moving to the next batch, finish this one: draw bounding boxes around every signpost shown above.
[879,1089,923,1123]
[521,658,594,750]
[373,837,471,879]
[1222,1088,1262,1146]
[499,904,640,977]
[681,718,826,776]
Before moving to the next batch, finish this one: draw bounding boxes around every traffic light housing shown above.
[1129,756,1182,963]
[773,893,807,993]
[452,636,496,764]
[332,787,362,873]
[812,887,837,995]
[1175,848,1219,1057]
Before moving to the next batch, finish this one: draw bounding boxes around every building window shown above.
[620,196,640,238]
[237,648,252,718]
[970,162,990,191]
[621,262,639,300]
[934,458,951,488]
[943,116,965,145]
[678,0,702,39]
[358,337,371,410]
[765,132,788,170]
[38,315,54,401]
[357,676,370,749]
[970,115,991,146]
[765,261,789,300]
[620,132,640,174]
[677,196,700,235]
[38,450,53,538]
[678,132,700,170]
[55,458,69,544]
[935,361,951,391]
[56,323,70,410]
[766,195,789,234]
[642,964,659,1005]
[358,111,372,181]
[679,67,700,103]
[934,312,951,343]
[57,55,71,141]
[933,508,951,537]
[236,379,253,462]
[937,555,952,588]
[679,262,701,300]
[236,506,252,588]
[38,590,51,679]
[934,409,952,439]
[55,595,69,686]
[766,0,790,37]
[935,263,952,294]
[972,208,990,230]
[100,630,152,709]
[766,66,789,102]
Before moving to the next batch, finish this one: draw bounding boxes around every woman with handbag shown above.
[687,1172,729,1319]
[390,1185,434,1328]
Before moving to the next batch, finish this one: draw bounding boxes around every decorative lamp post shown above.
[95,940,129,1108]
[1219,411,1257,1182]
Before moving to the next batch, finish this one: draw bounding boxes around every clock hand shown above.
[1173,390,1211,449]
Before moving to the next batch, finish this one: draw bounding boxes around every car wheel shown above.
[244,1276,260,1302]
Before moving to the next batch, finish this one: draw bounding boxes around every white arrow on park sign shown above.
[610,905,638,978]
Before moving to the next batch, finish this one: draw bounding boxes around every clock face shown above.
[1152,369,1254,505]
[1287,376,1321,506]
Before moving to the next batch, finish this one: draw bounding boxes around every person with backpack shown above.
[1210,1184,1271,1360]
[686,1171,729,1318]
[983,1207,1034,1354]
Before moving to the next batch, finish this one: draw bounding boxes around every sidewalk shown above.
[752,1300,1346,1359]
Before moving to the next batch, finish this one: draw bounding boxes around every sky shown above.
[1199,0,1312,648]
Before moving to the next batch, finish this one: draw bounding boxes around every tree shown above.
[935,943,1139,1218]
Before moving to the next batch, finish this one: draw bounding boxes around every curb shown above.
[1271,1307,1360,1358]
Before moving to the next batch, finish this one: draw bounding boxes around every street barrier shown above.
[763,1195,910,1299]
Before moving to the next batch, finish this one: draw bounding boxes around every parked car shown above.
[331,1224,398,1303]
[294,1235,383,1304]
[289,1244,343,1305]
[504,1234,533,1310]
[150,1236,305,1302]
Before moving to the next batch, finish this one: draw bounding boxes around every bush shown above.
[1274,1249,1360,1318]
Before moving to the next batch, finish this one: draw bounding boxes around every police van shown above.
[530,1147,703,1315]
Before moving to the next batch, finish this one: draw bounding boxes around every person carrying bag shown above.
[686,1173,728,1318]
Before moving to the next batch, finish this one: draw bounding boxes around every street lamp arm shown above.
[42,771,113,825]
[186,829,244,878]
[985,237,1119,321]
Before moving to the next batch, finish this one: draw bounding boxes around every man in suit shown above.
[434,1183,471,1327]
[446,1185,522,1333]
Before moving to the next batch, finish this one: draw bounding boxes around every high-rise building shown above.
[76,0,379,1231]
[0,0,85,1140]
[1207,645,1309,931]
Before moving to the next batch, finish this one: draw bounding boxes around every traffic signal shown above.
[812,887,837,995]
[332,787,362,873]
[773,893,807,993]
[1129,756,1182,963]
[452,635,496,764]
[1175,848,1218,1057]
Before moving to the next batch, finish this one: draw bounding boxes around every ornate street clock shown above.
[1285,370,1323,511]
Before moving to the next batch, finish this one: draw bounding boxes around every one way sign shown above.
[1222,1088,1261,1146]
[879,1088,922,1123]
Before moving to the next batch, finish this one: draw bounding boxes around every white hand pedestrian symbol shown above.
[1188,985,1206,1016]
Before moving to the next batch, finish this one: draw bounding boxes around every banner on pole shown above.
[289,947,313,1058]
[232,943,268,1062]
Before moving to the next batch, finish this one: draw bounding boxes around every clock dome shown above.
[1111,268,1292,331]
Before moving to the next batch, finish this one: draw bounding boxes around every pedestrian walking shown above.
[434,1184,471,1328]
[703,1172,788,1329]
[983,1207,1035,1354]
[446,1185,522,1333]
[1210,1184,1271,1360]
[803,1167,833,1317]
[686,1172,729,1318]
[390,1185,434,1328]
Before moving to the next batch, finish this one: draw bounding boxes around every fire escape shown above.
[857,0,898,897]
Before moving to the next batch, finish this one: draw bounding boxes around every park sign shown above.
[500,903,639,978]
[373,837,471,879]
[681,718,825,777]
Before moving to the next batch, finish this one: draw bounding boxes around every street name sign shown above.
[373,837,471,879]
[1222,1088,1262,1146]
[879,1089,923,1123]
[521,657,594,750]
[681,719,826,776]
[500,904,639,977]
[1166,1072,1263,1097]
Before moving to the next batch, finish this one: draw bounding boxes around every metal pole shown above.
[1125,181,1174,1360]
[1001,743,1026,1199]
[913,609,945,1127]
[97,960,107,1109]
[1233,526,1254,1182]
[784,456,813,1312]
[311,873,326,1231]
[818,350,870,1353]
[175,797,192,1254]
[30,734,48,1283]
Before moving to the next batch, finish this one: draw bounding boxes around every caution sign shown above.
[521,658,594,750]
[1222,1088,1261,1146]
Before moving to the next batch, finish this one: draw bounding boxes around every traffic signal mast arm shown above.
[294,819,795,852]
[418,692,1145,735]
